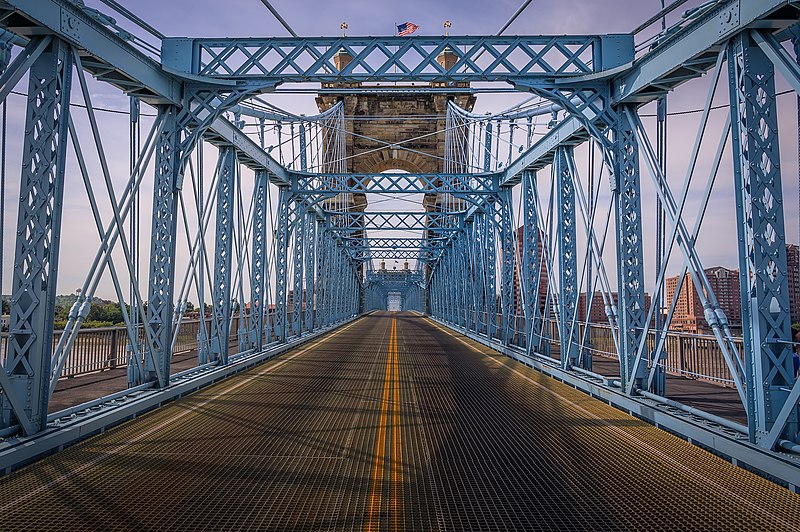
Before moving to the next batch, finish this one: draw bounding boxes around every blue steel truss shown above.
[162,35,634,85]
[327,212,463,232]
[728,32,798,447]
[0,0,798,486]
[209,147,236,365]
[293,172,497,196]
[1,37,72,434]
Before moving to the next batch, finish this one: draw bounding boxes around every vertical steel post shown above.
[473,216,486,333]
[464,221,475,330]
[315,228,323,326]
[728,34,797,445]
[556,146,580,368]
[274,187,292,341]
[304,212,316,332]
[484,120,493,172]
[209,147,236,364]
[249,170,268,350]
[299,123,307,172]
[521,170,541,355]
[291,204,304,337]
[447,249,455,322]
[1,38,72,433]
[333,247,342,322]
[612,105,647,391]
[143,105,183,387]
[485,206,498,339]
[324,237,334,326]
[499,187,516,344]
[458,232,469,327]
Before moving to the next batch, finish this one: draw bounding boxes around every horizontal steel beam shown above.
[353,249,438,260]
[293,172,497,194]
[327,211,464,232]
[163,35,634,85]
[501,115,589,186]
[499,0,794,186]
[342,237,447,249]
[0,0,178,103]
[202,119,289,185]
[612,0,792,103]
[0,0,289,184]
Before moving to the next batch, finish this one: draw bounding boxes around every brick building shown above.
[788,243,800,325]
[577,291,652,325]
[665,266,741,334]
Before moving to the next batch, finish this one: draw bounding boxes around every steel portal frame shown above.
[0,0,797,484]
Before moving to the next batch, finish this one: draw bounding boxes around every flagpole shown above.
[393,21,397,86]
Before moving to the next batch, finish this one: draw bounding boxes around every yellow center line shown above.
[366,315,393,531]
[366,314,402,532]
[391,315,403,530]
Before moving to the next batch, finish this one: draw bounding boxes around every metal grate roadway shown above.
[0,312,799,530]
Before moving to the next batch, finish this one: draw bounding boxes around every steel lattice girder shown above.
[366,270,425,288]
[209,147,236,365]
[349,249,440,262]
[728,33,798,447]
[248,170,269,350]
[341,237,447,248]
[612,105,647,391]
[292,173,498,195]
[326,211,464,232]
[0,37,72,435]
[343,241,447,254]
[499,187,516,344]
[2,0,790,187]
[555,147,580,368]
[143,106,182,388]
[162,35,633,84]
[520,170,542,355]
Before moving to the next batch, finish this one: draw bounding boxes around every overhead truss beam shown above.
[327,212,463,232]
[163,35,634,84]
[293,173,497,195]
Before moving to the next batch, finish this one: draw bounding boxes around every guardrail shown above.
[456,311,743,387]
[1,315,266,380]
[4,310,745,387]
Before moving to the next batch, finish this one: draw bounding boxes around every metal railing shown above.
[0,315,268,380]
[450,311,743,387]
[3,309,744,387]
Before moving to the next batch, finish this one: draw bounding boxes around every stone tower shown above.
[315,48,477,213]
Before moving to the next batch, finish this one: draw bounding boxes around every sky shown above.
[1,0,798,305]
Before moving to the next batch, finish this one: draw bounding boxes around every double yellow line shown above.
[366,314,402,531]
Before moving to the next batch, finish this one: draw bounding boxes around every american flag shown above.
[396,22,419,36]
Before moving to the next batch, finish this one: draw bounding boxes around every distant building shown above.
[665,266,741,334]
[513,226,549,317]
[788,244,800,325]
[577,291,652,325]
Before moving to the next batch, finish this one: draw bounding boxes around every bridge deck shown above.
[1,312,797,530]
